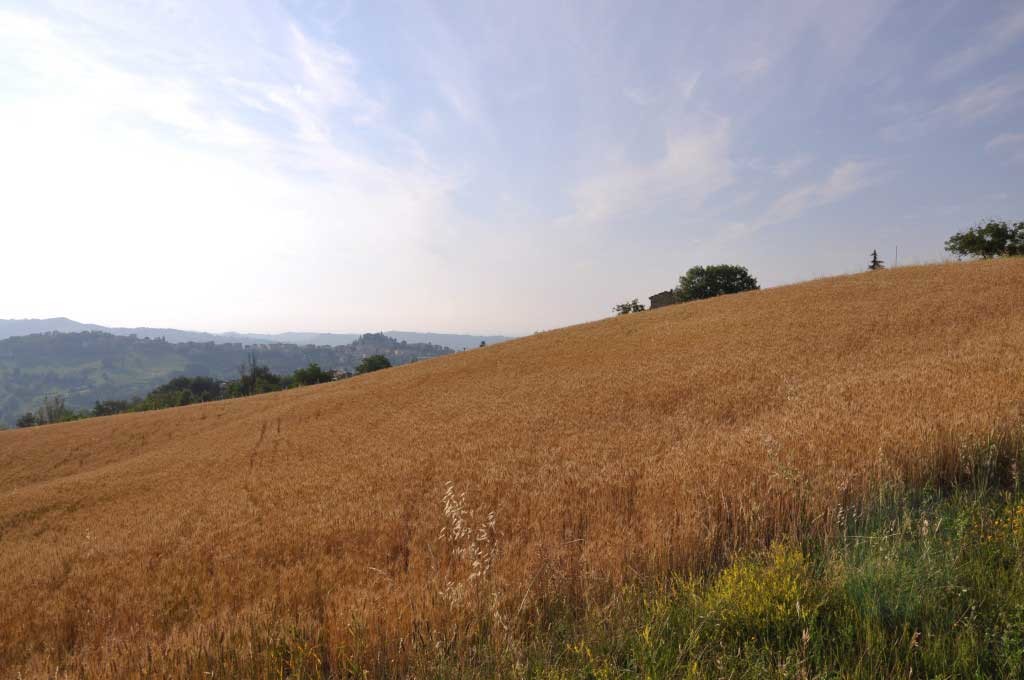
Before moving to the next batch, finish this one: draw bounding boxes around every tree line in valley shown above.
[14,353,393,428]
[613,220,1023,315]
[0,331,452,427]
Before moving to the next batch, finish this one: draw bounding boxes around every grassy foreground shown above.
[520,472,1024,679]
[326,436,1018,679]
[152,434,1024,680]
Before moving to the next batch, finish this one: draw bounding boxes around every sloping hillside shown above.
[2,259,1023,676]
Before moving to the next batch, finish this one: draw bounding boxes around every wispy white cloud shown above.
[253,23,383,143]
[625,73,698,108]
[567,120,733,225]
[1,0,1021,332]
[987,132,1024,162]
[932,5,1024,81]
[811,0,896,63]
[623,87,653,106]
[0,6,466,330]
[408,3,488,131]
[883,74,1024,141]
[765,155,814,179]
[740,154,813,183]
[725,0,895,80]
[760,161,877,226]
[731,56,773,81]
[987,132,1024,149]
[944,75,1024,122]
[678,73,701,101]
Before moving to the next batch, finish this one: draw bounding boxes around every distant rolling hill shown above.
[383,331,512,349]
[225,331,513,349]
[3,259,1024,676]
[0,318,513,350]
[0,318,237,344]
[0,331,452,425]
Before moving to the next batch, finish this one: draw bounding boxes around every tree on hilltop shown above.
[868,250,885,271]
[945,220,1024,259]
[356,354,391,374]
[15,412,38,428]
[233,353,283,396]
[291,362,334,386]
[675,265,759,302]
[15,395,76,427]
[142,376,224,408]
[92,400,133,417]
[38,395,75,424]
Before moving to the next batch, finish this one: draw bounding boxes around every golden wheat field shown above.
[2,259,1024,677]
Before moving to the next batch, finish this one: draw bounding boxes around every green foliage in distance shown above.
[945,220,1024,259]
[613,299,646,315]
[356,354,391,374]
[291,362,334,386]
[15,394,78,427]
[15,412,39,428]
[675,264,759,302]
[0,331,453,427]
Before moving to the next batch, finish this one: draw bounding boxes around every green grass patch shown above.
[495,480,1024,679]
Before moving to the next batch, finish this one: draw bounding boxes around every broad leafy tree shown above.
[92,400,132,417]
[675,265,759,302]
[231,363,283,397]
[15,395,77,427]
[143,376,224,408]
[15,412,38,428]
[356,354,391,374]
[945,221,1024,259]
[38,395,73,424]
[291,362,334,386]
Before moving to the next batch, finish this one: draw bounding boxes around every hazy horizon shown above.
[0,315,515,340]
[2,1,1022,335]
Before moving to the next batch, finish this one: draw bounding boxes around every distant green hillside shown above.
[0,331,452,426]
[0,318,513,350]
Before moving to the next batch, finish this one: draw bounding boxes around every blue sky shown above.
[1,1,1022,335]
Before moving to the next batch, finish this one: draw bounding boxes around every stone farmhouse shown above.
[648,290,677,309]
